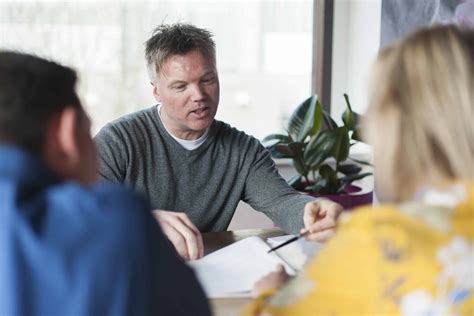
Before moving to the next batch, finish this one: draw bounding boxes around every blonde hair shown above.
[366,25,474,202]
[145,23,216,83]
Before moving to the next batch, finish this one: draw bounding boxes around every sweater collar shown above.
[153,105,218,155]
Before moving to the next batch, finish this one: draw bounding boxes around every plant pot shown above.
[307,185,373,210]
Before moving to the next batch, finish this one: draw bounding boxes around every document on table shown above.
[187,236,296,298]
[266,235,324,271]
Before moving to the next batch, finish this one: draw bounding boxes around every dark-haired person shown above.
[0,51,210,316]
[95,23,344,261]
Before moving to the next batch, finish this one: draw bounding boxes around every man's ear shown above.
[151,81,162,102]
[43,107,81,170]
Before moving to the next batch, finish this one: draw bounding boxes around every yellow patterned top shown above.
[243,182,474,316]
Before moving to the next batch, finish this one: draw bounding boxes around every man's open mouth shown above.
[190,107,209,117]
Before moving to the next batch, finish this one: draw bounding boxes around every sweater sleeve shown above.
[94,124,127,183]
[242,143,315,235]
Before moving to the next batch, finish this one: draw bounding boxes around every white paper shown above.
[266,235,324,271]
[188,236,295,298]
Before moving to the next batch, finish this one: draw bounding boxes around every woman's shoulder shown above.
[343,181,473,238]
[338,204,441,238]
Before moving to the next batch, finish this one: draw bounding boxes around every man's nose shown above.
[191,84,205,102]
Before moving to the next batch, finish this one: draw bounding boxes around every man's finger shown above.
[306,216,337,233]
[303,202,320,228]
[165,215,201,260]
[176,212,200,235]
[275,264,285,273]
[152,210,204,259]
[306,228,335,242]
[160,222,190,260]
[175,213,204,258]
[319,201,343,219]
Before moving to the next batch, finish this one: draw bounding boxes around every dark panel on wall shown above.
[312,0,333,113]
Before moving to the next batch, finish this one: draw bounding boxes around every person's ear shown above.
[43,106,81,173]
[56,107,81,165]
[151,81,162,102]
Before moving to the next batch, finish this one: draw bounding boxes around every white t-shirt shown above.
[157,104,209,150]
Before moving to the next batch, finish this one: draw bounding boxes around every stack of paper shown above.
[188,236,295,298]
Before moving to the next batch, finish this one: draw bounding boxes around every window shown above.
[0,0,314,139]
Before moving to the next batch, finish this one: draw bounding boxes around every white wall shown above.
[331,0,382,119]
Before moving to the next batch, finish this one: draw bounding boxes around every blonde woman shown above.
[243,25,474,316]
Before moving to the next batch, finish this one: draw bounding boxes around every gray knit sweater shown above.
[94,106,314,233]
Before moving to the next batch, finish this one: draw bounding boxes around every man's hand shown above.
[251,264,290,298]
[152,210,204,261]
[301,199,343,242]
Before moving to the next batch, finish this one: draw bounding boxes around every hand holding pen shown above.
[302,199,343,242]
[267,229,310,253]
[268,199,343,253]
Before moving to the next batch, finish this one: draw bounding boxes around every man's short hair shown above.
[144,23,216,82]
[0,51,81,154]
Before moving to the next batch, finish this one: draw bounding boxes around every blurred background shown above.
[0,0,383,140]
[1,0,469,137]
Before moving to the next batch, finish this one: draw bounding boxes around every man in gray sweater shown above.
[95,23,343,261]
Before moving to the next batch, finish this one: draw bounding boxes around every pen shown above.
[267,229,310,253]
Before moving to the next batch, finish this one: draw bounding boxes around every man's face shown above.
[152,49,220,140]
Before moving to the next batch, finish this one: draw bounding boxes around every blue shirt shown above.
[0,145,210,316]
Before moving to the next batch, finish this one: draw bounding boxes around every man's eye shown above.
[202,77,215,84]
[173,85,186,90]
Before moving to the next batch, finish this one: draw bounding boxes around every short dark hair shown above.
[144,23,216,82]
[0,51,81,154]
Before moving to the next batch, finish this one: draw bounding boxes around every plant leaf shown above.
[304,126,350,169]
[261,133,289,148]
[288,95,318,142]
[293,157,308,177]
[351,129,363,142]
[318,164,340,193]
[306,178,327,193]
[338,164,362,175]
[339,172,373,184]
[322,110,338,130]
[319,164,338,185]
[336,181,350,194]
[274,142,304,157]
[330,126,350,162]
[266,147,293,159]
[262,134,293,158]
[351,112,365,141]
[342,108,355,130]
[303,130,337,168]
[348,157,373,166]
[287,175,303,189]
[342,94,356,130]
[343,93,353,111]
[309,99,323,136]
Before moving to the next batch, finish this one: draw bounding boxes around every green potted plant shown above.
[262,94,372,209]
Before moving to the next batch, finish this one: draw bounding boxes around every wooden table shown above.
[202,228,286,316]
